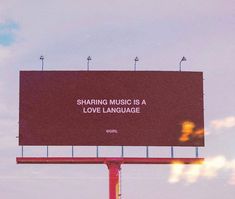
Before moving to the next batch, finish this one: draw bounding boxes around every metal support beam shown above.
[119,168,122,199]
[146,146,149,158]
[121,146,124,157]
[72,146,74,157]
[16,157,204,164]
[195,147,199,158]
[46,146,49,157]
[171,146,174,158]
[21,146,24,157]
[96,146,99,158]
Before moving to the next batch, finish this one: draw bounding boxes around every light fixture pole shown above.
[179,56,187,71]
[40,55,44,71]
[87,56,92,71]
[134,57,139,71]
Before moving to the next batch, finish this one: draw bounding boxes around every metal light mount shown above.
[179,56,187,71]
[87,56,92,71]
[134,56,139,71]
[40,55,44,71]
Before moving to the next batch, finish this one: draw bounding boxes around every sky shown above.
[0,0,235,198]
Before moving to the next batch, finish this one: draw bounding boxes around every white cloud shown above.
[210,116,235,130]
[169,156,235,184]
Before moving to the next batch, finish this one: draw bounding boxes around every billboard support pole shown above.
[119,168,122,199]
[106,161,121,199]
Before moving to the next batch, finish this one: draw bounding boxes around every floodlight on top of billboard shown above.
[19,71,204,146]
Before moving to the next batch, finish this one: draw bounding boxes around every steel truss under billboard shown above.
[19,71,204,146]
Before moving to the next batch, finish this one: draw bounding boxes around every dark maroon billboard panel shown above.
[19,71,204,146]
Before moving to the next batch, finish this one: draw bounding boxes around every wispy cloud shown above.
[168,156,235,185]
[210,116,235,130]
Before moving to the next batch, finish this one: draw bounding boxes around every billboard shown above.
[19,71,204,146]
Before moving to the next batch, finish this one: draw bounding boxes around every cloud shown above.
[210,116,235,130]
[168,161,185,183]
[168,156,235,184]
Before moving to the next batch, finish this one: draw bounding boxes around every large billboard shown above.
[19,71,204,146]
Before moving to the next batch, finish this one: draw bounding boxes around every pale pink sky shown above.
[0,0,235,198]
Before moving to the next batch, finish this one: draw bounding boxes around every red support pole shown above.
[106,161,121,199]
